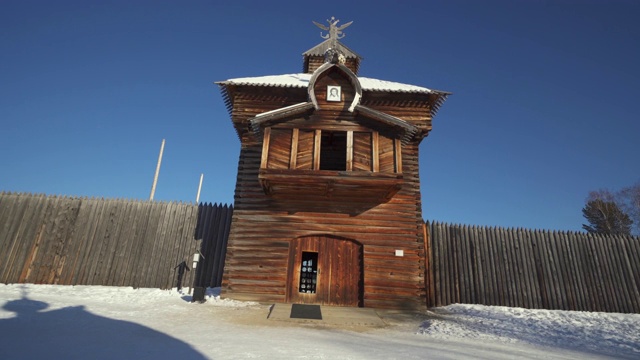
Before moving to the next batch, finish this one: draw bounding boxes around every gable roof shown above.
[217,73,451,117]
[217,73,448,95]
[302,38,361,59]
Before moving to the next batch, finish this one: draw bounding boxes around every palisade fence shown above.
[425,221,640,313]
[0,192,232,291]
[3,192,640,313]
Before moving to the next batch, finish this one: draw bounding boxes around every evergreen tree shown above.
[582,198,633,235]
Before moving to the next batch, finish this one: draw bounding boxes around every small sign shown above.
[395,249,404,257]
[327,85,341,102]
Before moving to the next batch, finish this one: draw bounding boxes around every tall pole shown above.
[196,173,204,203]
[149,139,165,201]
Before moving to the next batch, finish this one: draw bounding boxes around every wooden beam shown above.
[260,127,271,169]
[372,131,379,172]
[346,130,353,171]
[394,139,403,174]
[290,128,299,169]
[313,129,321,170]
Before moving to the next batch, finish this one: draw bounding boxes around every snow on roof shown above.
[217,73,444,94]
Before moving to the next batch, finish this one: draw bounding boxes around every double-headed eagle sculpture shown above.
[313,17,353,47]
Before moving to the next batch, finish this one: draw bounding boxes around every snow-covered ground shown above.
[0,284,638,359]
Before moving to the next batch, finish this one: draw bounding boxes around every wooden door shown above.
[286,235,363,307]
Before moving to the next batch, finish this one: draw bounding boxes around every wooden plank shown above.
[556,231,577,310]
[520,228,540,309]
[313,129,321,170]
[0,194,32,282]
[623,236,640,307]
[372,131,379,172]
[438,222,450,306]
[507,228,523,307]
[50,197,82,284]
[346,130,353,171]
[431,222,442,306]
[57,197,88,285]
[260,127,271,169]
[164,202,190,289]
[183,204,201,289]
[592,233,621,312]
[353,132,372,171]
[394,139,402,173]
[73,198,106,285]
[621,236,640,312]
[31,195,65,284]
[535,230,554,308]
[422,222,432,307]
[613,235,640,312]
[549,231,569,310]
[451,226,462,304]
[467,225,479,304]
[566,232,588,311]
[116,200,143,286]
[495,227,507,307]
[101,199,130,285]
[149,201,176,288]
[104,199,133,286]
[0,194,27,280]
[82,198,113,285]
[512,228,530,308]
[583,233,606,311]
[473,225,487,305]
[266,128,292,170]
[148,201,174,287]
[295,130,315,170]
[378,135,395,173]
[606,235,633,313]
[290,128,299,169]
[164,203,188,289]
[120,200,150,286]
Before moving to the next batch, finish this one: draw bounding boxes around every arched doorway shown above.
[286,235,363,307]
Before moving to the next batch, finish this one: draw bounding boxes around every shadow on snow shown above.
[0,294,206,360]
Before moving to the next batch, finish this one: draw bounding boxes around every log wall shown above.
[223,116,427,309]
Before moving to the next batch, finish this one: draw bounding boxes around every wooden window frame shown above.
[260,126,401,174]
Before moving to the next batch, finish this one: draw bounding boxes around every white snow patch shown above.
[1,284,639,359]
[220,73,438,94]
[420,304,640,357]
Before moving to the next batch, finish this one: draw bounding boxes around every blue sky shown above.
[1,0,639,232]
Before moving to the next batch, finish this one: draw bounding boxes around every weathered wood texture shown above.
[286,235,362,306]
[224,143,427,308]
[221,84,429,309]
[0,192,232,289]
[426,221,640,313]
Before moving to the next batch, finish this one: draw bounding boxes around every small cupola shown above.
[302,17,362,74]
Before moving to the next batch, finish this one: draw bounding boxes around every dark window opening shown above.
[320,131,346,170]
[299,252,318,293]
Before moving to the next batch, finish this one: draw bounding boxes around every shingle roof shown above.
[302,38,361,59]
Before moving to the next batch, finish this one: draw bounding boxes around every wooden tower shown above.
[217,18,449,309]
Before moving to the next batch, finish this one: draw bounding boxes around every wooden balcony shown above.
[258,168,403,202]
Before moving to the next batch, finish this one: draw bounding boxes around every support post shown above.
[149,139,165,201]
[196,173,204,203]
